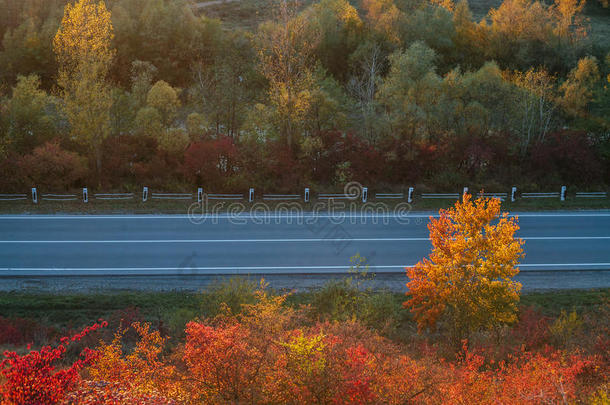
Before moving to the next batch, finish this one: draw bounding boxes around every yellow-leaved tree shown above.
[53,0,115,183]
[256,0,319,152]
[404,194,524,343]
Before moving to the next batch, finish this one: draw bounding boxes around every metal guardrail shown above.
[2,186,608,204]
[318,193,358,200]
[41,193,78,201]
[94,193,134,200]
[521,192,560,198]
[375,193,404,200]
[0,193,27,201]
[421,193,460,199]
[206,193,243,200]
[151,192,192,200]
[477,192,507,201]
[263,194,300,201]
[575,192,607,198]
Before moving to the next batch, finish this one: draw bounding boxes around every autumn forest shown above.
[0,0,608,192]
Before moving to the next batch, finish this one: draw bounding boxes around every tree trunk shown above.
[95,146,103,188]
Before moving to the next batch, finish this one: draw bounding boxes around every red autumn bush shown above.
[182,137,239,190]
[184,321,265,403]
[510,306,551,350]
[530,130,604,185]
[100,134,158,187]
[0,317,60,347]
[497,351,599,404]
[16,141,88,190]
[0,321,106,404]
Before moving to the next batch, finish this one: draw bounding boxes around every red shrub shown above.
[0,317,54,346]
[511,307,551,350]
[0,153,26,192]
[182,137,239,190]
[0,321,106,404]
[101,135,158,187]
[184,321,265,403]
[265,143,303,190]
[16,141,88,190]
[498,351,598,403]
[530,131,604,185]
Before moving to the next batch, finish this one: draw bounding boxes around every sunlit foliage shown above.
[1,285,608,404]
[53,0,115,182]
[405,194,524,342]
[0,0,607,190]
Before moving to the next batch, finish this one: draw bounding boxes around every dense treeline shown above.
[0,0,608,192]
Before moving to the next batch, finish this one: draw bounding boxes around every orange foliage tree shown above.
[77,322,186,403]
[404,194,524,342]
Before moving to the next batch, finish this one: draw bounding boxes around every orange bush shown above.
[83,322,185,403]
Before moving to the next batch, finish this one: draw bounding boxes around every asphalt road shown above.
[0,212,609,291]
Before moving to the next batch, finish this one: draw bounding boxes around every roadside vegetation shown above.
[2,196,609,403]
[1,282,609,403]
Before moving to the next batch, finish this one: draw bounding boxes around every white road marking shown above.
[1,263,610,272]
[0,236,608,243]
[3,238,429,243]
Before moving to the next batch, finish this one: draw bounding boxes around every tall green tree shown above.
[3,75,58,153]
[0,0,63,87]
[304,0,364,81]
[377,41,442,141]
[191,30,257,138]
[109,0,222,87]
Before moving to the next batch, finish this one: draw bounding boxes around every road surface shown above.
[0,212,609,291]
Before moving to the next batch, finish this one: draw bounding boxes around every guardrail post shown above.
[249,188,254,202]
[197,187,203,203]
[511,187,517,202]
[31,187,37,204]
[142,186,148,202]
[561,186,566,201]
[462,187,469,199]
[362,187,368,203]
[408,187,414,203]
[304,187,310,203]
[83,187,88,203]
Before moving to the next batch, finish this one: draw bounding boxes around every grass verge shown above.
[0,196,608,214]
[1,286,607,330]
